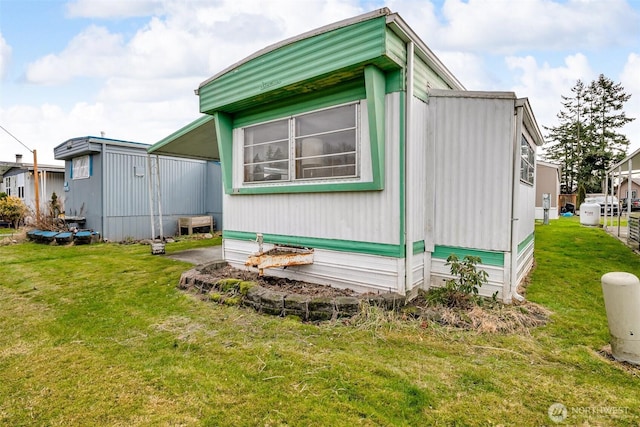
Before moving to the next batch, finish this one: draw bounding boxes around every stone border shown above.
[178,263,406,322]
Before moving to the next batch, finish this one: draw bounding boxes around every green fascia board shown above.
[224,230,403,258]
[432,245,505,267]
[365,65,386,191]
[199,17,400,114]
[214,112,233,195]
[217,65,387,195]
[518,232,535,254]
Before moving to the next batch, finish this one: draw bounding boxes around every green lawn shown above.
[1,221,638,426]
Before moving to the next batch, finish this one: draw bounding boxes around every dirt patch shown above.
[192,262,550,332]
[197,263,359,298]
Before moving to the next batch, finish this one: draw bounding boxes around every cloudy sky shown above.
[1,0,639,165]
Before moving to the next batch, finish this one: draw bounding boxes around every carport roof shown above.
[608,145,640,174]
[147,115,219,161]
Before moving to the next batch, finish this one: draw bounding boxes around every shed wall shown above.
[430,95,514,252]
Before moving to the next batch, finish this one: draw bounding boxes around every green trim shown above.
[432,245,505,267]
[364,65,386,191]
[213,112,233,195]
[518,233,535,254]
[148,115,213,154]
[413,240,425,255]
[233,80,365,128]
[223,230,403,258]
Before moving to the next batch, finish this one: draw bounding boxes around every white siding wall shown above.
[223,93,402,246]
[430,95,514,252]
[225,239,403,293]
[430,258,506,300]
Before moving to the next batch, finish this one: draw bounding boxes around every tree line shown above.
[544,74,634,201]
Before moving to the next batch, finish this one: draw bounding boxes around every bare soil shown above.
[197,264,359,298]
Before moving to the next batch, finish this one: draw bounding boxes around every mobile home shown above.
[150,8,544,302]
[54,136,222,242]
[0,154,64,215]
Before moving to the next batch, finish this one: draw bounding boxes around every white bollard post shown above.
[601,272,640,365]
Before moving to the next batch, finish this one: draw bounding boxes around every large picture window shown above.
[243,103,358,183]
[72,155,91,180]
[520,136,535,185]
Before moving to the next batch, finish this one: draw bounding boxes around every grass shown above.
[1,221,639,426]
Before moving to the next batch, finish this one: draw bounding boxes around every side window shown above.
[520,136,535,185]
[72,155,91,180]
[242,103,359,184]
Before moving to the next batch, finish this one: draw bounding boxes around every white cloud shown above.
[505,53,594,135]
[388,0,639,55]
[620,53,640,151]
[66,0,164,18]
[0,33,12,80]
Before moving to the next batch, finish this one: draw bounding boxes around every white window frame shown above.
[520,136,535,186]
[72,155,90,180]
[241,102,360,185]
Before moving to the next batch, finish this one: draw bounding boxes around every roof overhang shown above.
[148,115,219,161]
[608,146,640,175]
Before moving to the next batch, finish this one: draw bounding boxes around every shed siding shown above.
[223,92,402,246]
[431,95,514,252]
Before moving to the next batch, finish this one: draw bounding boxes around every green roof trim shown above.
[198,16,399,114]
[147,115,219,160]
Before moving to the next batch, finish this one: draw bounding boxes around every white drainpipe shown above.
[404,41,415,295]
[511,100,525,302]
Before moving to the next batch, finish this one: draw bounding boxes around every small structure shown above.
[617,177,640,204]
[535,161,561,220]
[0,154,65,215]
[149,8,544,302]
[53,136,222,242]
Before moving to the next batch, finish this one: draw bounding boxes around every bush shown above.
[0,196,28,229]
[425,254,489,308]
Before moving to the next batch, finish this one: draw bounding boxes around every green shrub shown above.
[425,254,488,308]
[0,195,28,228]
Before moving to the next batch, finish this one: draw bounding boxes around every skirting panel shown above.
[224,238,404,294]
[429,257,506,301]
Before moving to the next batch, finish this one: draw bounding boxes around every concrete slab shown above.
[165,245,223,265]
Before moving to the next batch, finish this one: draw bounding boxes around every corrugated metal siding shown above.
[431,95,514,251]
[223,93,402,245]
[413,56,450,101]
[200,18,389,113]
[385,27,406,67]
[224,238,402,293]
[158,156,208,215]
[431,258,506,300]
[516,237,534,286]
[518,182,536,243]
[206,162,223,230]
[411,97,428,245]
[104,151,149,216]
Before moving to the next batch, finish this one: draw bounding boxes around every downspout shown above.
[101,142,107,240]
[404,41,415,295]
[510,100,525,302]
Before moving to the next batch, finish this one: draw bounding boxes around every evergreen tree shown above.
[544,76,634,194]
[544,80,588,193]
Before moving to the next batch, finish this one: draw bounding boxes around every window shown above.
[243,103,358,183]
[520,136,535,185]
[5,177,10,196]
[72,155,91,180]
[18,186,24,198]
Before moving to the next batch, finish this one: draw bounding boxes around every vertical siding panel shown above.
[432,95,514,252]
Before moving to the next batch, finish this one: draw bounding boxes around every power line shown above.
[0,124,33,153]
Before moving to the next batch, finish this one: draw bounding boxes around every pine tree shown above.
[544,76,634,194]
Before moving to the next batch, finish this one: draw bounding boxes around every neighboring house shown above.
[53,136,222,242]
[148,8,544,302]
[0,154,65,215]
[535,161,561,220]
[617,177,640,202]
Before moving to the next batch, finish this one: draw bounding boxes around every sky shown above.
[0,0,639,166]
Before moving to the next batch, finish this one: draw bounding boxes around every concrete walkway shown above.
[165,245,223,265]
